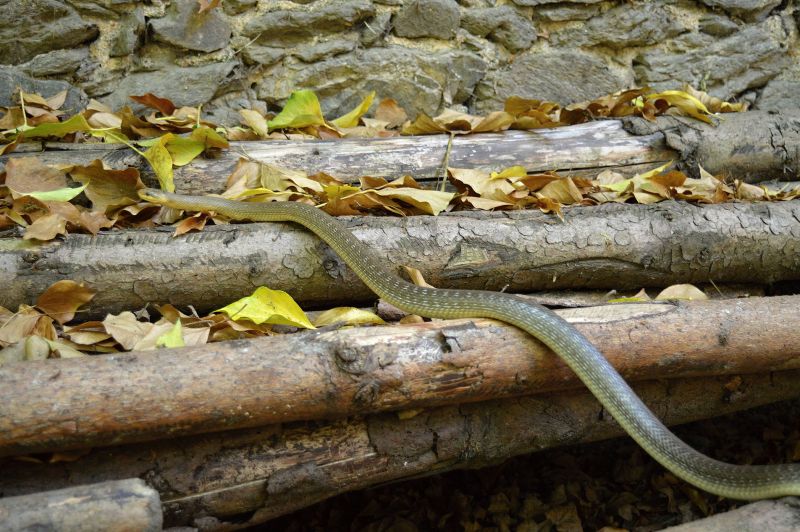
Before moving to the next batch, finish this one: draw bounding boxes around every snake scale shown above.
[139,187,800,500]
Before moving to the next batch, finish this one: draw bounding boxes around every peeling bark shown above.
[1,373,798,530]
[1,296,799,457]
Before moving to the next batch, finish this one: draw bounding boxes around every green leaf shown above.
[143,135,175,192]
[24,184,87,202]
[267,90,326,131]
[331,91,375,128]
[215,286,315,329]
[156,320,185,348]
[23,115,92,138]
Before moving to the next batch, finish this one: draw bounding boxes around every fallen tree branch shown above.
[2,372,798,530]
[0,479,162,532]
[1,296,799,456]
[2,201,798,316]
[622,109,800,181]
[2,120,673,190]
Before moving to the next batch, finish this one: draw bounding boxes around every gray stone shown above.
[474,50,630,113]
[243,0,375,44]
[664,497,800,532]
[241,45,286,66]
[533,3,602,22]
[294,39,357,63]
[551,3,689,49]
[393,0,460,40]
[361,11,392,46]
[65,0,126,17]
[756,80,800,111]
[99,61,238,112]
[205,91,268,127]
[0,66,88,112]
[634,18,790,99]
[460,6,536,52]
[19,48,90,78]
[256,46,486,117]
[699,14,740,37]
[512,0,603,5]
[697,0,782,22]
[150,0,232,53]
[110,8,145,57]
[223,0,258,14]
[0,0,99,64]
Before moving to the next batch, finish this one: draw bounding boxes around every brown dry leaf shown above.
[197,0,222,12]
[36,280,96,325]
[239,109,270,138]
[683,85,748,113]
[735,181,768,201]
[102,311,154,350]
[69,160,144,213]
[375,98,408,128]
[130,93,176,116]
[63,321,113,347]
[23,213,67,240]
[174,212,209,236]
[5,157,68,197]
[0,306,56,347]
[545,503,583,532]
[538,178,583,205]
[401,113,448,135]
[449,167,517,203]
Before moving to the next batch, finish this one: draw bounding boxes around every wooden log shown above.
[622,109,800,182]
[1,372,798,530]
[1,296,799,457]
[2,121,674,191]
[2,201,798,317]
[0,478,162,532]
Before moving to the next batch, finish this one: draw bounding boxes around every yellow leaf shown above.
[267,90,326,130]
[156,320,185,348]
[646,90,712,123]
[655,284,708,301]
[331,91,375,128]
[215,286,315,329]
[490,165,527,180]
[143,135,175,192]
[313,307,385,327]
[164,135,205,166]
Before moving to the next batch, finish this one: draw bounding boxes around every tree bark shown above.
[2,120,673,191]
[2,201,798,316]
[2,296,799,457]
[621,109,800,182]
[1,373,798,530]
[0,479,162,532]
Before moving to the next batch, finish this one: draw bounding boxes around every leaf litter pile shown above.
[1,84,798,360]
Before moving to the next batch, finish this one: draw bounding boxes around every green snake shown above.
[139,187,800,500]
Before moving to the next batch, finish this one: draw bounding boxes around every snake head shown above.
[138,187,169,205]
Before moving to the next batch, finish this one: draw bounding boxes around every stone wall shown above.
[0,0,797,125]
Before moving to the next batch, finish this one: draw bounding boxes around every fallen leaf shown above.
[36,280,96,325]
[656,284,708,301]
[375,98,408,128]
[69,160,144,213]
[215,286,315,329]
[130,93,176,116]
[5,157,68,196]
[331,91,375,128]
[267,90,326,131]
[313,307,385,327]
[103,311,154,350]
[156,320,185,348]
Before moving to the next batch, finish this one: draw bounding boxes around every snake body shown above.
[139,188,800,500]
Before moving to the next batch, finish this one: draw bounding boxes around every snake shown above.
[139,187,799,500]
